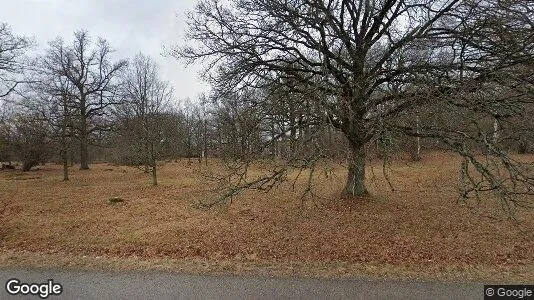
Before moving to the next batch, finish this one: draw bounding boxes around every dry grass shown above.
[1,152,533,282]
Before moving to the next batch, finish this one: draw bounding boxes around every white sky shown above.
[0,0,209,102]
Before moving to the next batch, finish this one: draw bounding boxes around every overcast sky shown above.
[1,0,209,102]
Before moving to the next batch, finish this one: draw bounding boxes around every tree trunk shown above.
[415,115,421,160]
[151,163,157,186]
[79,103,89,170]
[61,95,69,181]
[149,141,158,186]
[289,113,296,155]
[493,117,500,144]
[410,115,422,161]
[70,150,75,167]
[150,154,157,186]
[63,155,69,181]
[61,138,69,181]
[518,137,529,154]
[270,119,276,158]
[343,143,368,197]
[144,141,150,174]
[79,132,89,170]
[203,119,208,166]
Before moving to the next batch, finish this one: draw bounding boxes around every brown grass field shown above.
[1,152,533,282]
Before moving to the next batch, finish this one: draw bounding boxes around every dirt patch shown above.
[0,153,533,281]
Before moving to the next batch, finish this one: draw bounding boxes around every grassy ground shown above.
[0,152,533,282]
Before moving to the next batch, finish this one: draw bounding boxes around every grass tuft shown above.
[108,197,124,204]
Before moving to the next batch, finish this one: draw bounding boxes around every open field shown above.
[1,152,533,282]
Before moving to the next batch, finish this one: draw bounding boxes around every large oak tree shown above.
[43,30,126,170]
[176,0,534,210]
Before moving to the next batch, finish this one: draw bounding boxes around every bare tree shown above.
[118,53,172,185]
[0,23,31,99]
[175,0,534,210]
[24,71,76,181]
[9,112,51,171]
[42,30,127,170]
[0,104,15,165]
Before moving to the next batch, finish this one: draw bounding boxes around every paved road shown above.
[0,269,484,299]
